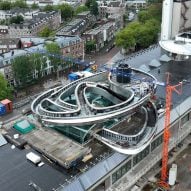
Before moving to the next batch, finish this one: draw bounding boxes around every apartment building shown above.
[84,22,115,51]
[0,8,39,20]
[0,38,21,54]
[0,11,61,38]
[55,36,84,59]
[98,0,126,19]
[57,12,95,36]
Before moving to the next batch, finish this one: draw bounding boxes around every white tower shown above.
[161,0,174,40]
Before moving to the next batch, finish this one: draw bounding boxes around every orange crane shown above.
[159,73,182,189]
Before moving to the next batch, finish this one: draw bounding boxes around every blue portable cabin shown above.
[0,103,6,116]
[68,73,79,81]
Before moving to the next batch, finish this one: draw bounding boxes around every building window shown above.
[133,145,150,166]
[181,113,189,125]
[112,173,117,184]
[112,159,132,184]
[151,135,163,151]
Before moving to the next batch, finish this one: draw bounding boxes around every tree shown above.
[10,15,24,24]
[138,10,151,23]
[46,43,61,78]
[38,26,52,37]
[0,73,13,100]
[75,5,89,15]
[12,55,34,87]
[148,3,162,22]
[85,0,92,8]
[43,5,55,12]
[90,0,99,17]
[115,2,161,51]
[12,0,28,8]
[85,40,96,53]
[59,3,74,20]
[115,28,136,50]
[0,1,11,10]
[31,3,39,9]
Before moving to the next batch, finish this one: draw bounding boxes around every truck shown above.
[26,152,41,165]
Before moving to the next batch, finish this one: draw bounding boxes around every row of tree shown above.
[0,0,27,10]
[115,4,162,51]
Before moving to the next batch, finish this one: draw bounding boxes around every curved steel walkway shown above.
[31,70,158,154]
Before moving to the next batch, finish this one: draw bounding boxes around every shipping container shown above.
[0,103,6,116]
[1,99,13,113]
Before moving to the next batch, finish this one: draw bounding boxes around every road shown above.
[85,46,121,67]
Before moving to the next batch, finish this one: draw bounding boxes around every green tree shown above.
[46,43,61,78]
[85,0,98,16]
[138,10,151,23]
[10,15,24,24]
[12,0,28,8]
[0,1,11,10]
[43,5,55,12]
[85,40,96,53]
[12,55,34,87]
[115,2,161,51]
[38,26,52,37]
[0,73,13,100]
[85,0,92,8]
[90,0,98,17]
[59,3,74,20]
[115,28,136,50]
[75,5,89,15]
[31,3,39,9]
[148,3,162,22]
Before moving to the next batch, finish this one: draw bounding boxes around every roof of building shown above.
[56,18,86,35]
[77,11,90,16]
[55,36,82,48]
[86,22,114,35]
[108,1,121,7]
[3,49,27,60]
[61,152,128,191]
[21,37,45,45]
[25,44,46,53]
[0,38,20,45]
[2,8,39,15]
[8,10,59,27]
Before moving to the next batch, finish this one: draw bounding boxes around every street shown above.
[85,46,121,67]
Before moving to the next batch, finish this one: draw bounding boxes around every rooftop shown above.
[0,144,67,191]
[55,36,82,48]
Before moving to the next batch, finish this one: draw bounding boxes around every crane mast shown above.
[159,73,182,189]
